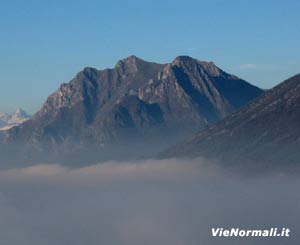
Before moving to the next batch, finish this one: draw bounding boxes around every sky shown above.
[0,0,300,114]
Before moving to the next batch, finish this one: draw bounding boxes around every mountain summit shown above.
[3,56,263,165]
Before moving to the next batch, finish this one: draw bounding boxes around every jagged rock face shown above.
[162,74,300,169]
[6,55,263,155]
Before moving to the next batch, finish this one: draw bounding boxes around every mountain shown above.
[2,55,263,165]
[0,108,30,131]
[161,74,300,170]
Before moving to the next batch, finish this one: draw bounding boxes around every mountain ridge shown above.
[2,55,263,165]
[160,73,300,170]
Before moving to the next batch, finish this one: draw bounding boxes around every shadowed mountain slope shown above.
[161,74,300,170]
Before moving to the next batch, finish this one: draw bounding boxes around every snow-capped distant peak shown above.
[10,108,30,121]
[0,108,31,131]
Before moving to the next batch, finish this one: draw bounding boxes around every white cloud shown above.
[233,63,277,71]
[0,159,298,245]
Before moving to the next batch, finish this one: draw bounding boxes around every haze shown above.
[0,158,298,245]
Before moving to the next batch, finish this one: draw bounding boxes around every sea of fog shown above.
[0,158,299,245]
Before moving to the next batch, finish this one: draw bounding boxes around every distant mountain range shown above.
[161,74,300,171]
[0,108,30,131]
[1,55,263,165]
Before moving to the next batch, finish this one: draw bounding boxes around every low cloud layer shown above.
[0,158,299,245]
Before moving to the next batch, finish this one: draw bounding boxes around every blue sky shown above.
[1,0,299,113]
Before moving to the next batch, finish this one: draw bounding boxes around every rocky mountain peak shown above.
[115,55,145,74]
[172,55,196,65]
[82,67,98,76]
[123,55,142,62]
[171,55,221,77]
[12,108,29,119]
